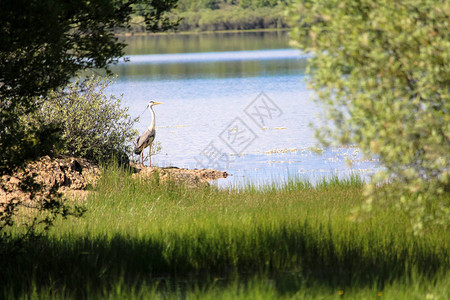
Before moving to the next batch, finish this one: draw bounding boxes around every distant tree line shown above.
[175,6,287,31]
[176,0,280,11]
[121,0,288,33]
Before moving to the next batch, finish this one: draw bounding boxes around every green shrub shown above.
[26,76,138,164]
[287,0,450,231]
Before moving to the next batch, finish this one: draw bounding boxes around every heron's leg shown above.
[140,152,144,165]
[148,148,152,167]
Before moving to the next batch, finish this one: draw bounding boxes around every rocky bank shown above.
[0,156,229,204]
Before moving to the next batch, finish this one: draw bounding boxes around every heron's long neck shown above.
[148,106,156,130]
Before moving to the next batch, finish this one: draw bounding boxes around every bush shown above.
[25,76,138,165]
[287,0,450,231]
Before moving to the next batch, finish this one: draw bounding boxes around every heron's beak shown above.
[153,102,163,105]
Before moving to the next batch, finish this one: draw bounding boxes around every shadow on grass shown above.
[1,222,447,298]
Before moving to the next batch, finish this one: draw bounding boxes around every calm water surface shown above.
[107,32,379,186]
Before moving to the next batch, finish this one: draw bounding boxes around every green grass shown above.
[1,164,449,299]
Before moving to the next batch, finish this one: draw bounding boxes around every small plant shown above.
[25,76,138,164]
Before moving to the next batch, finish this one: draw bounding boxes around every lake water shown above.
[107,31,379,187]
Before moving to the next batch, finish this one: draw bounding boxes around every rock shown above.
[0,157,229,207]
[131,164,229,188]
[0,156,101,205]
[9,177,20,185]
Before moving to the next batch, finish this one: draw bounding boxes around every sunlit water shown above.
[107,32,379,187]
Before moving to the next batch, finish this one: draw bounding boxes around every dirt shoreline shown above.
[0,156,229,204]
[131,164,229,188]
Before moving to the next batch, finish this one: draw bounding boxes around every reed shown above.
[1,164,448,299]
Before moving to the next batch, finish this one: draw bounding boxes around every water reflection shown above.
[110,49,308,79]
[120,31,290,55]
[122,49,307,64]
[112,59,307,79]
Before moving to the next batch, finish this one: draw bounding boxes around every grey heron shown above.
[134,101,162,166]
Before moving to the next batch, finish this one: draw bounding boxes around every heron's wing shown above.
[134,129,156,154]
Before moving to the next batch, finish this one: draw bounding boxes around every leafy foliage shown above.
[0,0,178,173]
[0,0,177,241]
[25,76,138,164]
[287,0,450,230]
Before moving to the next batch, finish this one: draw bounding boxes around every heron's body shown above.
[134,101,162,166]
[134,128,155,155]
